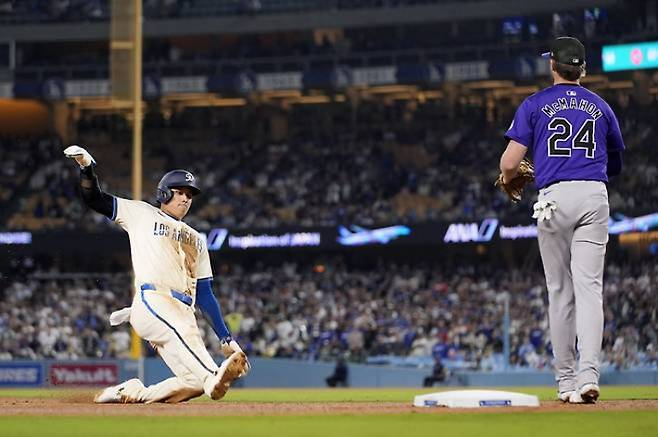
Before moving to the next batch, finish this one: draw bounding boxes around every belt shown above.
[543,179,605,189]
[140,283,193,306]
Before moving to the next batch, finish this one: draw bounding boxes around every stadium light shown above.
[368,85,418,94]
[260,90,303,99]
[292,95,332,104]
[65,98,144,111]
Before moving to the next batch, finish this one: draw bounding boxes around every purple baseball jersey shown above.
[505,83,625,189]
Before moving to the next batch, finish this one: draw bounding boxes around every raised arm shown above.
[64,145,115,219]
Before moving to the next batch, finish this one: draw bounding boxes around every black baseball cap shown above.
[541,37,586,66]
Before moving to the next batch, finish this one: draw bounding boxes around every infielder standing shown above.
[65,145,249,403]
[499,37,625,403]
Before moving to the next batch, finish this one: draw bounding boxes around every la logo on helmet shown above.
[185,172,194,182]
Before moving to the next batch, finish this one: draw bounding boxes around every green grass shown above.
[1,386,657,437]
[2,385,658,402]
[1,411,657,437]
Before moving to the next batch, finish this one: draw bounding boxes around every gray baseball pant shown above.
[537,180,609,394]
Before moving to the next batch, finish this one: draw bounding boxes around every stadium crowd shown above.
[3,94,657,231]
[0,258,655,371]
[0,1,524,23]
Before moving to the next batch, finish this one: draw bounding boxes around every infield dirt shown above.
[1,395,656,416]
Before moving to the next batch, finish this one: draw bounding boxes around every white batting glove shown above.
[532,200,557,222]
[221,338,251,374]
[64,145,96,169]
[221,338,244,356]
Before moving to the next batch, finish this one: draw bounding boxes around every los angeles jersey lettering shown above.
[505,84,625,189]
[114,198,212,300]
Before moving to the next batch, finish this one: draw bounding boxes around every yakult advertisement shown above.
[49,364,119,386]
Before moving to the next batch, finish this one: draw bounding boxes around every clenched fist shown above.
[64,145,96,168]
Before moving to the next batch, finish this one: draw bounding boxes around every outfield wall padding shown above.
[143,358,658,388]
[2,359,656,388]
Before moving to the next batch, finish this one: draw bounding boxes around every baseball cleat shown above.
[558,390,574,403]
[579,383,600,404]
[567,391,584,404]
[204,351,249,401]
[93,378,143,403]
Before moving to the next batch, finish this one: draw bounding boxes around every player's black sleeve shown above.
[79,165,115,219]
[607,150,623,177]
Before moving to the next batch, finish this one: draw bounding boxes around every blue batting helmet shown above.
[156,169,201,204]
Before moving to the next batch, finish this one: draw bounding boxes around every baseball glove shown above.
[495,159,535,203]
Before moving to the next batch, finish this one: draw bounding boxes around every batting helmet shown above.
[156,169,201,204]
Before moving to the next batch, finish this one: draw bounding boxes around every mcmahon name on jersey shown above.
[540,97,603,120]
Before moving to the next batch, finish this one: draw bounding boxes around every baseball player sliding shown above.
[64,145,250,403]
[497,37,625,404]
